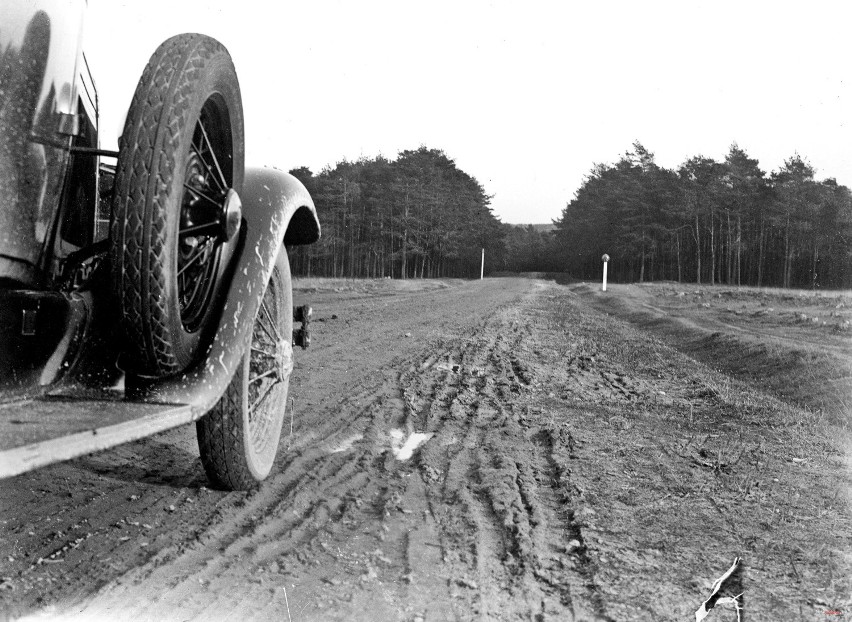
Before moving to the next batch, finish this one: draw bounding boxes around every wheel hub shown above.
[177,151,225,331]
[222,189,242,241]
[181,154,240,243]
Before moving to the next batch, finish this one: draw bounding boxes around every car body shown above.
[0,0,320,487]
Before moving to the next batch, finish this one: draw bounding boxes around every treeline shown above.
[287,142,852,289]
[287,147,504,279]
[550,142,852,288]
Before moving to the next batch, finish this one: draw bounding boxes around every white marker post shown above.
[480,248,485,280]
[601,254,610,291]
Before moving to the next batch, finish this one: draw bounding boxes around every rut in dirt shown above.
[53,281,608,622]
[10,277,845,622]
[398,296,609,621]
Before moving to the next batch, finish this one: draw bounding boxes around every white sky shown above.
[85,0,850,224]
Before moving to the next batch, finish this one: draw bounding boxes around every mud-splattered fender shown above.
[130,167,319,415]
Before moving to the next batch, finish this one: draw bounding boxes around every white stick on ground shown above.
[283,584,292,622]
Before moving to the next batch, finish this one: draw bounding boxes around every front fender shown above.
[131,167,318,415]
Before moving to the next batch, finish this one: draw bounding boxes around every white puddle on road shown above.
[389,429,434,461]
[324,430,434,460]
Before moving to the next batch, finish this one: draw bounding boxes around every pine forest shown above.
[288,143,852,289]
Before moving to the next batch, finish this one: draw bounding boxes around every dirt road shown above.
[1,277,850,621]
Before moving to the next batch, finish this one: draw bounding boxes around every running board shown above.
[0,397,192,479]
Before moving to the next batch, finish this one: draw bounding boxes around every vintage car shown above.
[0,1,320,489]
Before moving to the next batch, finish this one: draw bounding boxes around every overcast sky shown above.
[85,0,850,224]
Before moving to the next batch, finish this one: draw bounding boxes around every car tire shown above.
[111,33,244,377]
[196,254,293,490]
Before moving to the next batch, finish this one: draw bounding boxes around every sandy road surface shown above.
[1,277,850,621]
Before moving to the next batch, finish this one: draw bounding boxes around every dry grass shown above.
[563,279,852,619]
[589,281,852,430]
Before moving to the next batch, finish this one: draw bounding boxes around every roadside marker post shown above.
[480,248,485,280]
[601,254,610,291]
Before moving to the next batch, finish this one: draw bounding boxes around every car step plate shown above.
[0,397,192,478]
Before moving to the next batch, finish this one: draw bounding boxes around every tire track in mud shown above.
[398,291,609,621]
[25,277,845,622]
[66,371,423,620]
[16,279,541,621]
[5,279,616,621]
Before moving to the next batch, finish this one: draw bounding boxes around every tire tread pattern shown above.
[111,35,226,376]
[196,258,292,491]
[197,378,249,490]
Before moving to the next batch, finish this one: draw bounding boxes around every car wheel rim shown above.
[177,95,234,332]
[247,279,289,453]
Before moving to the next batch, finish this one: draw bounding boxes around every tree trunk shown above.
[757,218,765,287]
[726,211,732,284]
[735,213,742,286]
[676,231,682,283]
[783,213,791,288]
[401,187,409,279]
[650,244,655,281]
[709,207,716,286]
[812,246,819,289]
[693,213,701,284]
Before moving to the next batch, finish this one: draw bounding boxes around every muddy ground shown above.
[1,276,850,621]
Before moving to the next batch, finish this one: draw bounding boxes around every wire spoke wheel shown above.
[176,103,231,331]
[196,254,294,490]
[246,280,287,453]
